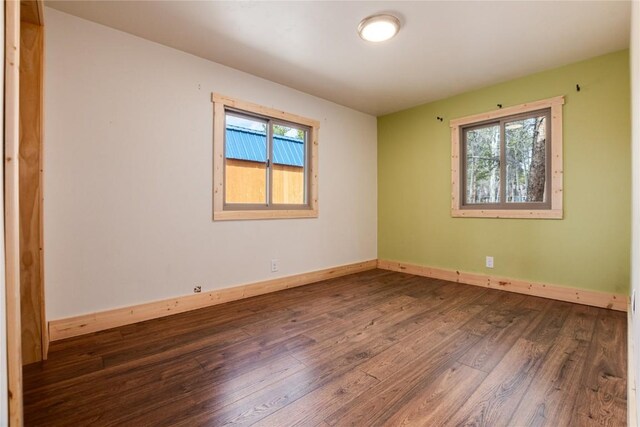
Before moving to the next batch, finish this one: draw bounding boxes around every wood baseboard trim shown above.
[48,259,378,341]
[377,259,627,312]
[629,307,638,426]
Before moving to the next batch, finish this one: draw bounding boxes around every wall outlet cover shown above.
[486,256,494,269]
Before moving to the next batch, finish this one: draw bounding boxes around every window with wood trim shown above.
[450,96,564,219]
[212,94,319,220]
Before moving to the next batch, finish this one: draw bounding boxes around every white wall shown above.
[44,8,377,320]
[631,0,640,425]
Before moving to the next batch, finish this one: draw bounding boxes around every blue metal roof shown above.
[225,125,304,167]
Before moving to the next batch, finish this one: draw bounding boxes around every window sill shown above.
[451,209,563,219]
[213,208,319,221]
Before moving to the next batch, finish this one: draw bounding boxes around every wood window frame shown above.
[212,93,319,221]
[450,96,564,219]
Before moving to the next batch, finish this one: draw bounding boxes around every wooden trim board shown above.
[19,20,45,365]
[378,259,627,311]
[49,260,377,341]
[450,209,563,219]
[20,1,44,26]
[39,17,47,360]
[449,95,565,127]
[211,93,320,129]
[213,209,318,221]
[629,306,638,427]
[5,0,24,423]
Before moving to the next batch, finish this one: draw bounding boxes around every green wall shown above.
[378,50,631,294]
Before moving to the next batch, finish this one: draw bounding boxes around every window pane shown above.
[505,115,547,203]
[272,124,306,205]
[225,113,268,204]
[465,124,500,204]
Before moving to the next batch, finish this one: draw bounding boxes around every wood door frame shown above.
[5,0,23,424]
[4,0,45,423]
[19,15,45,365]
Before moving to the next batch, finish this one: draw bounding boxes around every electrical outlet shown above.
[271,259,279,273]
[194,286,201,293]
[485,256,494,269]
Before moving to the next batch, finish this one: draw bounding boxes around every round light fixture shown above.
[358,14,401,42]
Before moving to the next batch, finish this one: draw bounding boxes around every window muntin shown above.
[461,109,551,210]
[450,96,563,219]
[212,93,319,221]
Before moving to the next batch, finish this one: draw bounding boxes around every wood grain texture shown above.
[444,337,551,427]
[211,92,320,129]
[628,306,638,427]
[449,95,565,127]
[23,270,627,426]
[573,309,629,427]
[379,259,628,311]
[225,159,304,204]
[451,208,563,219]
[510,336,591,426]
[458,296,540,372]
[19,1,44,26]
[5,0,24,423]
[19,20,45,365]
[381,363,488,426]
[48,259,377,341]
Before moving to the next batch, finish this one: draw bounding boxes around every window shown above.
[212,93,319,220]
[450,96,564,219]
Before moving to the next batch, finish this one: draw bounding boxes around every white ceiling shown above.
[46,1,631,116]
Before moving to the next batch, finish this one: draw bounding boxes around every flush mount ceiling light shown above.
[358,14,401,42]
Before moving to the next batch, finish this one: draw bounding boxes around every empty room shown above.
[2,0,640,425]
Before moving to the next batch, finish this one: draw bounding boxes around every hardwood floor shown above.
[23,270,628,426]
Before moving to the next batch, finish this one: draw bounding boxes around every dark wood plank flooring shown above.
[23,270,628,426]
